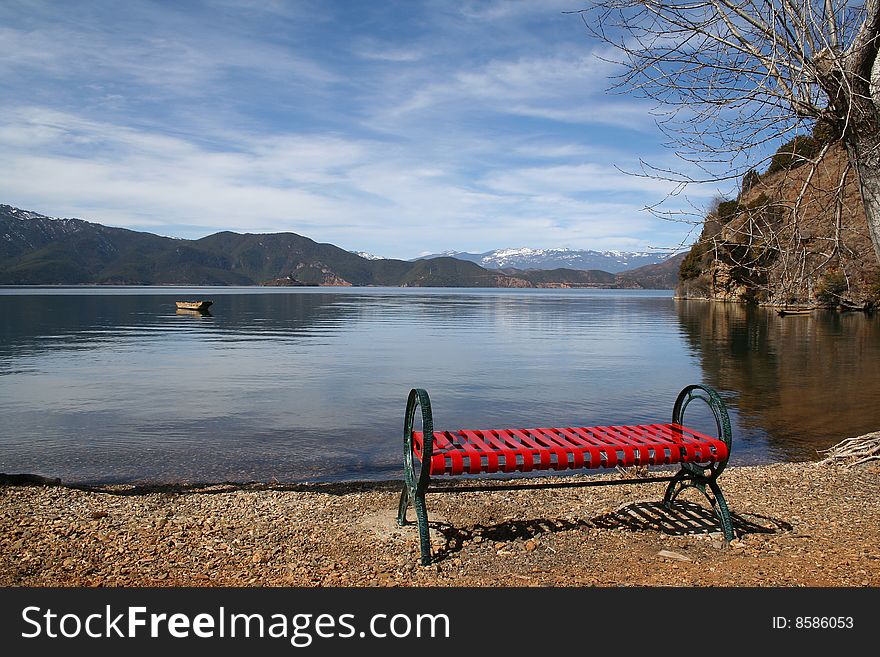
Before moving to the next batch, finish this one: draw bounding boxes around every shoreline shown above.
[672,293,877,313]
[2,459,878,587]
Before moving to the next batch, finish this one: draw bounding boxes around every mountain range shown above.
[0,204,683,288]
[414,247,672,273]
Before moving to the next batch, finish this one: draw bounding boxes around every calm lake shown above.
[1,287,878,485]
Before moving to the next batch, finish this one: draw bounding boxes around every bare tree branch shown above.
[572,1,880,306]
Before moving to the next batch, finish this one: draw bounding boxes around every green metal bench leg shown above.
[662,468,688,507]
[412,490,432,566]
[398,484,433,565]
[663,471,734,542]
[397,484,410,525]
[662,384,736,542]
[401,388,436,565]
[708,479,734,542]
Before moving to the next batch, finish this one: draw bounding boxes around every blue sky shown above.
[0,0,723,259]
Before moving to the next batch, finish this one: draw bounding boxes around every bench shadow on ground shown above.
[429,500,792,563]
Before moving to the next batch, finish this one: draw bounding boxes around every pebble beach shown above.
[2,459,879,588]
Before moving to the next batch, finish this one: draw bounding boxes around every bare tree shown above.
[575,0,880,270]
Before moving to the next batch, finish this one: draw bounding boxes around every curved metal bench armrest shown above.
[404,387,434,493]
[673,384,733,477]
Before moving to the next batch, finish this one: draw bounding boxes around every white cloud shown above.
[0,15,336,100]
[0,3,713,257]
[361,47,661,138]
[0,103,708,257]
[355,41,427,63]
[383,52,612,118]
[480,163,685,197]
[457,0,580,20]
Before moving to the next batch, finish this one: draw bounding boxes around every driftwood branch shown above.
[817,431,880,466]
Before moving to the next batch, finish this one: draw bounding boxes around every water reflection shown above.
[176,308,212,317]
[1,288,878,484]
[675,300,880,460]
[0,292,361,359]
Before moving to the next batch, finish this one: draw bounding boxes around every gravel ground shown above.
[1,460,878,587]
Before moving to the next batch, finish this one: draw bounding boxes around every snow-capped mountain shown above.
[413,247,673,273]
[349,250,386,260]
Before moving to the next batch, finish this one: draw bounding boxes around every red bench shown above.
[397,385,735,565]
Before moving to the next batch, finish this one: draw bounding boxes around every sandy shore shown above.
[1,460,878,587]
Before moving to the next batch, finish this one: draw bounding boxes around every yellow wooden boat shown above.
[776,307,813,316]
[175,300,213,311]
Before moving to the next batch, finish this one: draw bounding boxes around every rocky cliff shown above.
[676,142,880,309]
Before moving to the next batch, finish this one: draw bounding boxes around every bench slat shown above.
[461,430,497,473]
[661,425,697,462]
[483,430,526,473]
[525,428,571,470]
[661,423,718,462]
[540,428,583,468]
[575,426,627,467]
[510,429,553,470]
[413,423,728,476]
[606,425,651,465]
[564,427,616,467]
[626,424,674,464]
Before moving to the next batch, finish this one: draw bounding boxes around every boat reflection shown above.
[175,308,213,317]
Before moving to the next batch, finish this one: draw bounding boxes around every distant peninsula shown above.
[0,204,682,289]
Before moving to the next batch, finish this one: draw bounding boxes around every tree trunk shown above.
[848,135,880,264]
[845,0,880,263]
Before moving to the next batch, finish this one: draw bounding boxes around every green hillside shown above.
[0,204,678,288]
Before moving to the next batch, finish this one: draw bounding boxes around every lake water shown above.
[1,287,878,485]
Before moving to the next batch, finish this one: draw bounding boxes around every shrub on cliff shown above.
[765,136,822,176]
[816,270,848,305]
[679,245,706,281]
